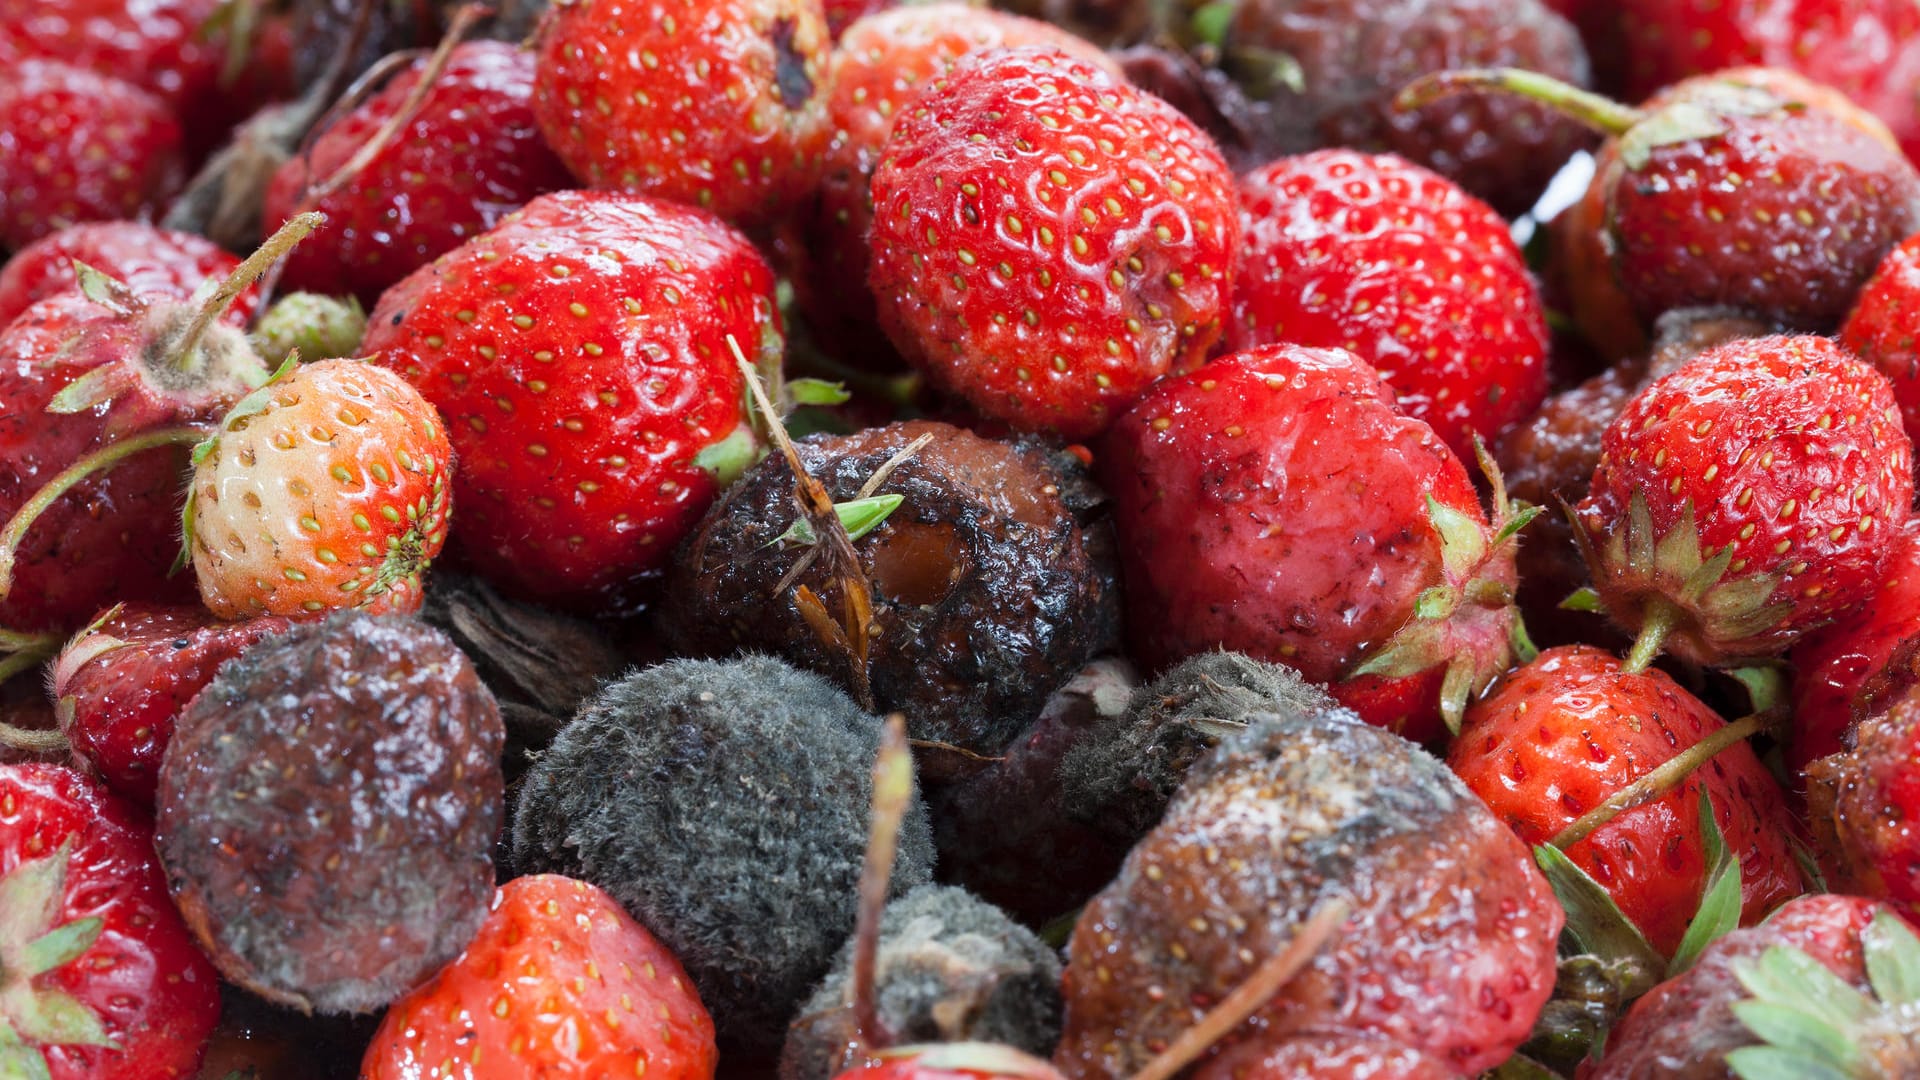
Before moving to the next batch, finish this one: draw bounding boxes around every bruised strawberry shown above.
[1228,149,1550,459]
[363,190,771,614]
[50,604,291,806]
[1790,519,1920,779]
[1450,646,1806,957]
[0,60,186,249]
[867,46,1240,440]
[0,763,221,1080]
[263,40,572,306]
[1807,682,1920,921]
[531,0,832,227]
[1573,334,1914,669]
[1101,343,1528,742]
[0,221,252,329]
[187,358,453,619]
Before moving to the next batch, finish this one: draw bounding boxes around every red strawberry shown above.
[362,190,770,613]
[0,221,253,329]
[263,41,573,307]
[1228,149,1550,459]
[1450,645,1807,957]
[867,47,1241,440]
[0,60,186,249]
[1807,682,1920,920]
[837,1046,1065,1080]
[1842,230,1920,450]
[531,0,832,227]
[49,604,292,806]
[360,873,718,1080]
[1579,893,1918,1078]
[1572,334,1914,669]
[0,762,221,1079]
[187,358,453,619]
[0,0,230,120]
[786,2,1115,367]
[1101,343,1529,742]
[1190,1037,1452,1080]
[1612,0,1920,161]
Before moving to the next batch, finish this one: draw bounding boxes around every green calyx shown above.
[0,839,119,1077]
[1348,438,1540,733]
[1726,910,1920,1080]
[249,293,366,368]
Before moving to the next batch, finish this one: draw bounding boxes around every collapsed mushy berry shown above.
[156,613,505,1015]
[511,656,937,1049]
[660,420,1120,755]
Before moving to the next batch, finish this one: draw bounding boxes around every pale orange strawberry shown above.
[186,359,453,618]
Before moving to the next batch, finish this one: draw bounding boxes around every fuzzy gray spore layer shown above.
[511,655,937,1048]
[779,885,1064,1080]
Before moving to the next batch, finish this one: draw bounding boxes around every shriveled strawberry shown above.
[531,0,832,227]
[1228,149,1549,459]
[1572,334,1914,669]
[868,46,1240,440]
[0,60,186,249]
[362,190,770,613]
[361,874,718,1080]
[263,41,572,306]
[1842,231,1920,450]
[1612,0,1920,161]
[0,762,221,1080]
[837,1046,1065,1080]
[50,604,291,806]
[787,3,1115,367]
[1789,518,1920,779]
[1101,343,1529,743]
[1807,681,1920,921]
[0,221,252,329]
[187,358,452,619]
[1450,645,1806,957]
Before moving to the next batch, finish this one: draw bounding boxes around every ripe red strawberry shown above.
[263,41,573,306]
[187,358,453,619]
[1612,0,1920,161]
[531,0,832,227]
[1579,893,1919,1078]
[1842,231,1920,450]
[1101,343,1528,743]
[1450,645,1807,957]
[867,47,1241,440]
[1789,518,1920,778]
[837,1046,1065,1080]
[1807,682,1920,920]
[361,874,718,1080]
[1572,335,1914,669]
[49,604,291,806]
[0,762,221,1079]
[786,3,1115,367]
[1228,149,1550,459]
[0,221,253,329]
[0,60,186,249]
[0,0,230,120]
[362,190,770,613]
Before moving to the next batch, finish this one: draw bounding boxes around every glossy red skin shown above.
[788,3,1115,367]
[1577,335,1914,664]
[531,0,832,228]
[1579,893,1882,1079]
[0,763,221,1079]
[1843,231,1920,448]
[50,605,292,807]
[1451,646,1807,957]
[0,222,251,329]
[0,292,207,633]
[1227,151,1550,461]
[1100,343,1497,740]
[1613,0,1920,161]
[1789,518,1920,778]
[362,874,718,1080]
[363,190,765,613]
[0,60,185,249]
[1191,1036,1454,1080]
[868,46,1241,441]
[0,0,227,116]
[1807,691,1920,920]
[264,42,572,306]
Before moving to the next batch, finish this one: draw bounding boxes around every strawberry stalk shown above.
[1127,897,1352,1080]
[843,714,913,1068]
[1550,710,1774,850]
[1395,68,1643,136]
[1622,597,1682,675]
[166,211,325,374]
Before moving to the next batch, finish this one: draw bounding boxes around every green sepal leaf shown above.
[1347,621,1448,681]
[69,261,135,316]
[20,915,103,977]
[1560,587,1604,613]
[1533,844,1662,996]
[1190,0,1236,46]
[1667,792,1741,977]
[1428,494,1488,581]
[1510,612,1540,665]
[9,987,116,1048]
[773,494,905,548]
[1863,909,1920,1007]
[1725,1046,1853,1080]
[1729,1001,1860,1066]
[1727,664,1789,717]
[1734,946,1874,1031]
[1494,502,1544,547]
[1482,1054,1559,1079]
[691,424,763,488]
[45,369,126,416]
[1438,656,1476,736]
[1413,585,1457,621]
[0,840,71,950]
[171,484,198,578]
[784,378,850,407]
[1619,101,1731,170]
[0,1027,53,1080]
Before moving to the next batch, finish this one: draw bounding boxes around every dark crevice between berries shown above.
[771,17,815,111]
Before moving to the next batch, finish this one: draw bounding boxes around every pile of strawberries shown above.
[6,0,1920,1076]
